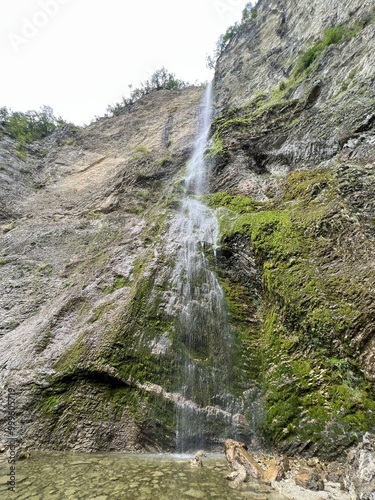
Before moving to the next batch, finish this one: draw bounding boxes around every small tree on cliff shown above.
[107,68,189,116]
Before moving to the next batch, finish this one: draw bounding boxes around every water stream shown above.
[166,83,248,451]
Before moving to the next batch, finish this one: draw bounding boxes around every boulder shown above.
[224,439,263,479]
[190,450,206,468]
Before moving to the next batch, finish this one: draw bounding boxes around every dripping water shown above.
[166,83,248,452]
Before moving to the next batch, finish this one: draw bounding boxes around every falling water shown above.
[166,83,247,451]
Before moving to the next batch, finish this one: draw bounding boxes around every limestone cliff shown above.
[0,87,205,451]
[209,0,375,457]
[0,0,374,459]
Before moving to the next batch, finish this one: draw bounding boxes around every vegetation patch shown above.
[107,67,190,116]
[206,166,375,457]
[0,105,66,154]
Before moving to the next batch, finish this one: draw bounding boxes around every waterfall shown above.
[166,83,247,452]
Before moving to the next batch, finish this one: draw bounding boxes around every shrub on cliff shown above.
[294,24,354,76]
[207,2,257,69]
[106,67,189,116]
[0,105,66,153]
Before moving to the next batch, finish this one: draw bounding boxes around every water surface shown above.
[1,452,290,499]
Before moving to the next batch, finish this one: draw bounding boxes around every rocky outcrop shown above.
[344,433,375,500]
[0,87,205,452]
[208,0,375,458]
[224,439,263,488]
[214,0,375,111]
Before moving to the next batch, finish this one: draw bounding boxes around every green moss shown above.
[293,24,353,77]
[90,303,115,323]
[40,394,62,415]
[156,154,174,167]
[206,191,260,213]
[104,275,129,294]
[134,145,149,154]
[86,210,102,218]
[207,134,225,158]
[208,166,375,456]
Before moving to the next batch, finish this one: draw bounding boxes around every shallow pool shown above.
[0,452,290,499]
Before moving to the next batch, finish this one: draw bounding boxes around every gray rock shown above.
[295,471,325,491]
[344,433,375,500]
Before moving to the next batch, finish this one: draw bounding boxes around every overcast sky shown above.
[1,0,247,125]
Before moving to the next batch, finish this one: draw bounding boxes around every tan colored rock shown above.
[263,464,285,484]
[224,438,263,488]
[190,450,206,468]
[295,471,325,491]
[15,443,31,460]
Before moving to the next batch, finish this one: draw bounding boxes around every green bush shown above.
[294,24,352,76]
[107,68,189,116]
[0,105,66,152]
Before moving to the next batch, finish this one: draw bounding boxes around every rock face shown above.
[209,0,375,458]
[214,0,375,111]
[0,87,206,451]
[0,0,374,461]
[344,433,375,500]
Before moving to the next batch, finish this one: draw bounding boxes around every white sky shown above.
[1,0,247,125]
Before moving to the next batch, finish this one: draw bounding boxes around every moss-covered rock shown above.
[206,162,375,458]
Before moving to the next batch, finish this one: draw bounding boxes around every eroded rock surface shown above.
[224,438,263,488]
[0,0,374,464]
[344,433,375,500]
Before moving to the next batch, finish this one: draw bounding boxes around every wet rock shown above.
[224,438,263,488]
[344,433,375,500]
[190,450,206,468]
[15,443,31,460]
[183,489,205,499]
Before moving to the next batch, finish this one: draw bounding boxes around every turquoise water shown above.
[0,453,290,499]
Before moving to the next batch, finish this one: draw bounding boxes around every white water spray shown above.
[166,83,245,451]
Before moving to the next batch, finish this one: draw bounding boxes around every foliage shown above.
[206,166,375,457]
[207,2,257,69]
[107,67,190,116]
[293,24,353,76]
[0,105,66,152]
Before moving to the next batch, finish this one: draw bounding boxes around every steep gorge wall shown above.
[209,0,375,457]
[0,0,374,459]
[0,87,208,451]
